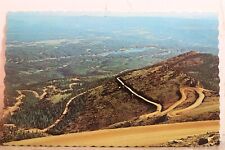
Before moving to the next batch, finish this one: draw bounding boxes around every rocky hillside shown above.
[49,51,219,134]
[160,132,219,147]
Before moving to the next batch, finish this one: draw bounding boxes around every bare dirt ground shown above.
[4,120,219,147]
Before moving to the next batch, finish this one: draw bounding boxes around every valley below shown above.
[1,14,220,147]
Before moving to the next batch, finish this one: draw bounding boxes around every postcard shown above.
[0,4,221,147]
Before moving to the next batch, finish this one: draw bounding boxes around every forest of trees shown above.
[7,93,67,129]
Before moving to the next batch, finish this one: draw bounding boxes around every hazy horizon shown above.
[7,13,218,55]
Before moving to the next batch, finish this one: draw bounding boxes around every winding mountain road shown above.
[116,77,211,119]
[4,76,213,134]
[19,89,47,100]
[160,87,193,116]
[3,80,80,129]
[3,90,25,118]
[167,88,205,117]
[117,77,162,112]
[41,86,100,132]
[41,91,87,132]
[2,88,47,119]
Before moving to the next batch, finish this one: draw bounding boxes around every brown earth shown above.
[160,131,220,147]
[51,51,219,134]
[2,51,220,145]
[4,120,219,147]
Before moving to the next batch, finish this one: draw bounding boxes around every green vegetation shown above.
[50,93,71,104]
[7,93,67,129]
[3,52,219,143]
[2,128,48,143]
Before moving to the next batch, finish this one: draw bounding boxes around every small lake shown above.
[98,47,158,57]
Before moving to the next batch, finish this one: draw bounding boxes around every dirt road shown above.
[19,89,47,100]
[117,77,162,112]
[40,91,88,132]
[2,90,25,118]
[116,77,213,119]
[167,88,205,117]
[41,86,101,132]
[4,120,219,146]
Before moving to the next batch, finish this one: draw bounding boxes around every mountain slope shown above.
[48,51,219,134]
[2,51,219,145]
